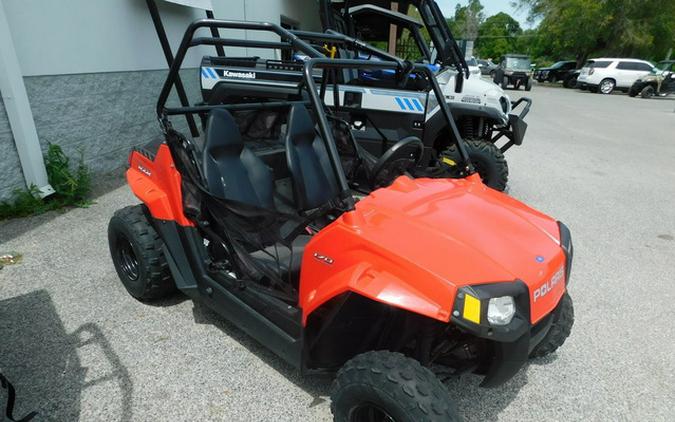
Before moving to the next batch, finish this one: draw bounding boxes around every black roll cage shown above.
[323,0,469,77]
[156,19,473,210]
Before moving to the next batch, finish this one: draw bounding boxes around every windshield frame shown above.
[504,56,531,71]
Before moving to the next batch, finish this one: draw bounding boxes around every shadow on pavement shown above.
[189,299,529,418]
[0,290,133,421]
[190,300,333,403]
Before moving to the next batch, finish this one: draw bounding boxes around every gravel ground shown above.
[1,85,674,421]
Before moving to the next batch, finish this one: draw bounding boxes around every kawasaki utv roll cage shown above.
[321,0,470,75]
[320,0,532,152]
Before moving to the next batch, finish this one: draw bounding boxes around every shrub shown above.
[0,143,91,220]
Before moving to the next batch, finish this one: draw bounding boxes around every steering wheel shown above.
[369,136,424,187]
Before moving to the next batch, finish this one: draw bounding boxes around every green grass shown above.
[0,143,92,220]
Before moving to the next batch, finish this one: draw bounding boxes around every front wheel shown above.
[525,78,533,91]
[530,293,574,358]
[640,85,655,98]
[441,139,509,191]
[108,205,176,300]
[563,76,577,88]
[501,76,509,90]
[331,351,461,422]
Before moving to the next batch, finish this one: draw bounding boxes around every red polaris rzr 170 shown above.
[108,20,573,422]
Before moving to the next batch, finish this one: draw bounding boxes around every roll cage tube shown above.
[156,19,323,121]
[345,4,432,61]
[301,58,474,193]
[412,0,469,76]
[325,0,468,77]
[292,29,406,67]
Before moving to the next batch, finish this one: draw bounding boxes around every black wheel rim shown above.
[117,236,139,281]
[350,403,396,422]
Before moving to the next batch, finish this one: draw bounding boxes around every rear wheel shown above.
[530,293,574,358]
[640,85,655,98]
[563,75,577,88]
[331,351,460,422]
[599,78,615,94]
[108,205,175,300]
[442,139,509,191]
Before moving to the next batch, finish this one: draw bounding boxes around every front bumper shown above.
[492,97,532,152]
[575,80,598,90]
[450,222,573,387]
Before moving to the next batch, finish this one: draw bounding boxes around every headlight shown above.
[487,296,515,325]
[505,70,513,75]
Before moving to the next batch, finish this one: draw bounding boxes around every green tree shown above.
[474,12,523,60]
[519,0,675,65]
[448,0,485,40]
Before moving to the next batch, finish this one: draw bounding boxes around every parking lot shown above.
[1,84,674,421]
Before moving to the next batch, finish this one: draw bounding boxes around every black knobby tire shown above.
[442,139,509,191]
[331,351,461,422]
[108,205,175,300]
[501,76,509,90]
[628,86,638,97]
[640,85,655,99]
[563,76,577,89]
[525,77,533,91]
[530,293,574,358]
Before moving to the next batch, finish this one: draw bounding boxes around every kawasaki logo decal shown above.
[201,68,257,80]
[223,70,256,79]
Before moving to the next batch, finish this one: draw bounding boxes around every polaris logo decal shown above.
[223,70,256,79]
[533,266,564,302]
[313,252,334,265]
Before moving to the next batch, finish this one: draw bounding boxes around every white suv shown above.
[576,58,655,94]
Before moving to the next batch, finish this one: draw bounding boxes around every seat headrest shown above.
[286,105,316,146]
[205,109,243,153]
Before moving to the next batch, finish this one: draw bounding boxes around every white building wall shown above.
[0,0,320,200]
[3,0,320,76]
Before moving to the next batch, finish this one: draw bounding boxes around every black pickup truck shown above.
[534,60,578,86]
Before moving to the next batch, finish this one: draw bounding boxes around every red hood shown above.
[356,176,563,286]
[300,175,566,324]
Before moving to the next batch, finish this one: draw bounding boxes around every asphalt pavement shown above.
[1,83,674,421]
